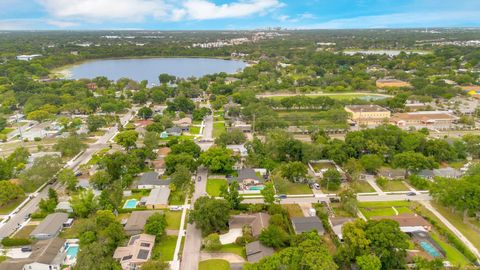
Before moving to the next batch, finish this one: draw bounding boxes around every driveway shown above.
[200,252,246,263]
[219,228,242,244]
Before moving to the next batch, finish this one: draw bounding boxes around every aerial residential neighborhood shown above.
[1,1,480,270]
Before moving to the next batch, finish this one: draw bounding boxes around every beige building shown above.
[390,111,458,130]
[113,234,155,270]
[376,79,412,88]
[345,105,391,126]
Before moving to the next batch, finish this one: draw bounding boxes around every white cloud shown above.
[176,0,284,20]
[35,0,284,25]
[0,19,43,30]
[47,20,79,28]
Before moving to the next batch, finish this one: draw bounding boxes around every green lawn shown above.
[430,202,480,251]
[206,179,227,197]
[153,235,178,261]
[169,189,186,205]
[352,181,375,193]
[60,218,89,239]
[330,203,357,218]
[213,122,226,138]
[165,211,182,230]
[199,259,230,270]
[13,225,36,239]
[189,126,201,135]
[0,197,26,215]
[430,231,470,267]
[0,128,14,135]
[359,201,413,219]
[218,243,245,258]
[274,180,312,195]
[283,204,304,217]
[379,180,409,192]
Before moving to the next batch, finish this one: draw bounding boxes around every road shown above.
[180,109,213,270]
[242,193,432,204]
[0,109,136,239]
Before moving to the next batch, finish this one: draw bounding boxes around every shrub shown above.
[376,177,387,188]
[1,237,31,246]
[34,137,42,141]
[203,233,222,251]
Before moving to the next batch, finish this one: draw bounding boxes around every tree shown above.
[90,170,112,190]
[87,115,106,132]
[339,188,358,216]
[359,154,383,174]
[170,165,191,191]
[143,131,160,150]
[214,129,247,146]
[53,134,87,157]
[39,188,58,213]
[145,212,167,238]
[203,233,222,251]
[27,109,51,121]
[220,180,243,209]
[356,254,381,270]
[159,73,176,84]
[343,158,364,181]
[166,96,195,113]
[392,151,438,175]
[58,168,78,192]
[190,196,230,236]
[138,107,153,119]
[170,140,201,158]
[279,161,308,182]
[261,182,276,205]
[70,189,98,218]
[165,153,198,174]
[19,155,63,192]
[321,169,342,191]
[199,146,235,173]
[0,181,24,206]
[114,130,139,150]
[0,117,6,132]
[259,225,290,248]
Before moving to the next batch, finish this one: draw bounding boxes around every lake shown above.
[61,57,247,85]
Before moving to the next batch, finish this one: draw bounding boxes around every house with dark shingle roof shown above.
[246,241,274,263]
[229,213,270,237]
[291,216,325,235]
[137,172,170,189]
[30,213,68,240]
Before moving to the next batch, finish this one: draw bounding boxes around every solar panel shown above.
[122,255,133,261]
[137,249,150,260]
[140,242,150,247]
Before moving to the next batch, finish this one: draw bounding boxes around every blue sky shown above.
[1,0,479,30]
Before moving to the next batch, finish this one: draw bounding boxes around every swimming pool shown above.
[123,199,139,209]
[66,246,79,258]
[249,185,265,190]
[420,241,441,257]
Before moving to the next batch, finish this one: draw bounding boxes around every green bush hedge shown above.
[1,237,31,246]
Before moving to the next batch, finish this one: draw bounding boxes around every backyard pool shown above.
[420,241,441,257]
[249,186,265,190]
[66,245,79,258]
[123,199,139,209]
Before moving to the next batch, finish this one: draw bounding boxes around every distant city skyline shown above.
[1,0,480,30]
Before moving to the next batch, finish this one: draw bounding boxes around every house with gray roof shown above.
[246,241,274,263]
[137,172,170,189]
[165,126,182,136]
[145,186,170,209]
[291,216,325,235]
[30,213,68,240]
[124,211,161,236]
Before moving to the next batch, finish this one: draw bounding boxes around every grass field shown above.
[60,218,88,239]
[359,201,413,218]
[352,181,375,193]
[283,204,304,217]
[274,180,312,195]
[206,179,227,197]
[218,243,245,258]
[430,231,470,266]
[169,189,186,205]
[13,225,36,239]
[199,259,230,270]
[330,203,357,218]
[165,211,182,230]
[189,126,201,135]
[0,128,13,135]
[378,180,409,192]
[153,235,178,261]
[0,197,26,215]
[213,122,226,138]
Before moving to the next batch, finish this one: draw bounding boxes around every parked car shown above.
[406,191,417,196]
[24,213,31,220]
[311,183,320,190]
[197,176,202,182]
[169,206,182,211]
[277,194,287,199]
[21,246,32,252]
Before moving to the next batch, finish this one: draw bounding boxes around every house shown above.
[245,241,274,263]
[376,78,412,88]
[124,211,161,236]
[227,121,252,133]
[291,216,325,235]
[417,169,435,180]
[172,118,192,132]
[226,144,248,157]
[390,111,458,130]
[229,168,266,188]
[113,234,155,270]
[344,105,391,126]
[157,147,171,158]
[137,172,168,189]
[225,77,240,85]
[329,217,354,241]
[433,168,463,179]
[308,160,347,180]
[371,214,431,233]
[30,213,69,240]
[377,168,406,180]
[16,54,42,61]
[160,131,169,139]
[145,186,170,209]
[165,126,182,136]
[228,213,270,237]
[86,82,98,90]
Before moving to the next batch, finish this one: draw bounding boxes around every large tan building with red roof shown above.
[390,111,458,130]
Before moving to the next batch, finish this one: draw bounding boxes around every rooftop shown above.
[30,213,68,237]
[145,186,170,206]
[124,211,161,233]
[229,213,270,236]
[291,216,325,235]
[371,214,430,228]
[345,105,389,113]
[245,241,274,263]
[113,234,155,268]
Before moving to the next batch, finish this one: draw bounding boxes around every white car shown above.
[169,206,182,211]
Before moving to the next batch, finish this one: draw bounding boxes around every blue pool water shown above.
[66,246,79,258]
[249,186,265,190]
[123,199,138,209]
[420,241,441,257]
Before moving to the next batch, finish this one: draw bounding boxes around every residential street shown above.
[242,193,432,204]
[0,109,136,239]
